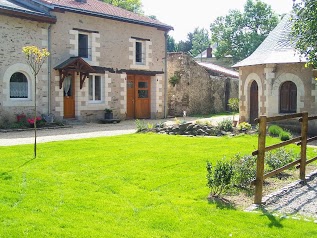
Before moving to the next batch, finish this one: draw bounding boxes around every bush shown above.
[135,119,146,132]
[237,122,252,132]
[279,131,292,141]
[206,159,234,197]
[268,125,283,137]
[231,154,257,188]
[265,148,296,171]
[217,119,233,132]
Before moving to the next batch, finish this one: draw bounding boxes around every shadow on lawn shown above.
[208,196,236,210]
[0,158,35,180]
[259,206,284,228]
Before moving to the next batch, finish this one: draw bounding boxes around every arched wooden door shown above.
[250,80,258,124]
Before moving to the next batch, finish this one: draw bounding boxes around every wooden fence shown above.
[252,112,317,204]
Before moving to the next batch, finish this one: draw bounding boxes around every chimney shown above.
[206,46,212,58]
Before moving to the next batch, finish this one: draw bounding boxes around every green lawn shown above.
[1,134,317,237]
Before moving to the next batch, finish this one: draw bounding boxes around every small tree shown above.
[22,46,50,158]
[228,98,239,121]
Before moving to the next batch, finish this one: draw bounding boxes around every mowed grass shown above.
[1,134,317,238]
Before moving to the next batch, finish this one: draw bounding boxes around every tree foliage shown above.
[292,0,317,68]
[167,35,177,52]
[210,0,279,63]
[190,27,210,57]
[102,0,143,13]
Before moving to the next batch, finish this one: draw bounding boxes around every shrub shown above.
[268,125,283,137]
[231,154,257,188]
[279,131,292,141]
[217,119,233,132]
[135,119,146,132]
[237,122,252,132]
[265,148,296,172]
[206,159,234,197]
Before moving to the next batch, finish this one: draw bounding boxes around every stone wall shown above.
[49,11,167,120]
[0,15,49,122]
[167,53,239,116]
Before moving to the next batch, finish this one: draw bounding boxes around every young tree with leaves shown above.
[22,46,50,158]
[210,0,279,63]
[292,0,317,68]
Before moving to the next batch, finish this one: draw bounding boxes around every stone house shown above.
[167,52,239,116]
[233,14,317,132]
[0,0,173,123]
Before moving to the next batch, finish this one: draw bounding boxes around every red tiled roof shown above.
[37,0,173,30]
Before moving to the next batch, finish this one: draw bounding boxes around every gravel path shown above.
[260,171,317,221]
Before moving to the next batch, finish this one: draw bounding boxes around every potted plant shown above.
[104,108,113,120]
[228,98,239,126]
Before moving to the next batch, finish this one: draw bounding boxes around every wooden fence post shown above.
[254,116,267,204]
[300,112,308,181]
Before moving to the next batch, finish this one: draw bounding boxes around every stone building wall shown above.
[0,15,49,122]
[50,11,167,120]
[167,52,239,117]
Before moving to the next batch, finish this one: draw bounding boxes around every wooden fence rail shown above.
[252,112,315,204]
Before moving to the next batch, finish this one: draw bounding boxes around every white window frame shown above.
[88,74,103,103]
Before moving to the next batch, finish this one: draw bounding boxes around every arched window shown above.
[10,72,28,98]
[280,81,297,113]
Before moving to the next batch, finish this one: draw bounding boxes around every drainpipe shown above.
[47,24,52,114]
[164,31,168,118]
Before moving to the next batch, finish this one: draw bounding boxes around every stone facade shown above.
[0,15,49,122]
[238,63,317,132]
[50,11,167,120]
[0,1,170,123]
[167,53,239,116]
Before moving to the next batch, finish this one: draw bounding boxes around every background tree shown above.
[190,27,210,59]
[22,46,50,158]
[101,0,143,13]
[210,0,279,63]
[177,32,193,53]
[292,0,317,68]
[167,35,177,52]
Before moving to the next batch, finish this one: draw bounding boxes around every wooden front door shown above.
[250,80,258,124]
[126,75,151,119]
[63,74,75,118]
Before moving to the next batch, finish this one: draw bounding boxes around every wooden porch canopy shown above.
[54,57,96,89]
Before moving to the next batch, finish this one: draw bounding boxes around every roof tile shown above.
[38,0,173,30]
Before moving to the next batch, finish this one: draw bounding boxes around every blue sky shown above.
[142,0,294,41]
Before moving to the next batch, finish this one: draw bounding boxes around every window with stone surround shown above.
[135,41,145,64]
[78,33,90,59]
[10,72,29,99]
[280,81,297,113]
[89,75,102,102]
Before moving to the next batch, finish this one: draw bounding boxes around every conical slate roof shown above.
[233,14,306,68]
